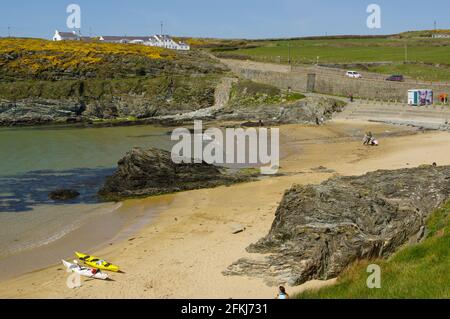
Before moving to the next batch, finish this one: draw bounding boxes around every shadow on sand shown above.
[0,167,115,213]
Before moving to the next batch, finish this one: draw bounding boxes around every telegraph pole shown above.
[160,21,163,35]
[7,26,11,37]
[288,41,291,64]
[404,43,408,62]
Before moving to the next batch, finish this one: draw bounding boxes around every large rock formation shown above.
[0,99,85,126]
[0,74,220,126]
[98,147,252,200]
[225,165,450,286]
[215,96,346,124]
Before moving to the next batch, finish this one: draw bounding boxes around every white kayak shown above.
[62,260,109,280]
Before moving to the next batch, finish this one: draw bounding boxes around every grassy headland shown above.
[0,38,311,125]
[0,38,228,123]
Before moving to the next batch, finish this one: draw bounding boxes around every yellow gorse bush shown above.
[0,38,176,75]
[176,37,209,47]
[0,38,173,58]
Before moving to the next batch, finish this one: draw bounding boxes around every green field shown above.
[227,38,450,64]
[213,37,450,82]
[296,200,450,299]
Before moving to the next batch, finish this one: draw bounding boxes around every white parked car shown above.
[346,71,362,79]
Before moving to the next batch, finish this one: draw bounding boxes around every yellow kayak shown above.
[75,252,120,272]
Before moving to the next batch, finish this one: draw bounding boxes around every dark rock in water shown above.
[98,147,252,201]
[49,189,80,201]
[224,165,450,286]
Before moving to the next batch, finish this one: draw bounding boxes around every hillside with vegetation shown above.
[0,38,227,125]
[2,31,448,125]
[399,29,450,38]
[0,38,174,80]
[227,80,305,107]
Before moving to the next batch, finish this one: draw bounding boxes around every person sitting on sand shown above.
[276,286,289,299]
[363,131,373,145]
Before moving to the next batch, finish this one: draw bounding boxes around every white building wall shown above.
[53,31,63,41]
[53,30,79,41]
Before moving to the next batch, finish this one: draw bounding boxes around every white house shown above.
[98,34,190,51]
[151,35,190,51]
[52,29,191,51]
[53,30,80,41]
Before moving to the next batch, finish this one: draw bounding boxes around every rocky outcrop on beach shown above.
[98,147,254,201]
[153,95,346,126]
[0,87,342,127]
[0,74,220,126]
[215,96,346,124]
[0,99,85,126]
[224,165,450,286]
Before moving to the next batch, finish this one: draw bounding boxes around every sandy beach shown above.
[1,120,449,299]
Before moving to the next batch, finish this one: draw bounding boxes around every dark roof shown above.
[100,36,150,41]
[157,35,172,40]
[58,32,79,38]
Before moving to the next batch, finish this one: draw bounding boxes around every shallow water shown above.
[0,123,276,280]
[0,125,173,263]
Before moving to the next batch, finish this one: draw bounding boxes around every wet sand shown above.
[1,120,449,299]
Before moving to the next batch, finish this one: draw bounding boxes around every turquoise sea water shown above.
[0,123,269,280]
[0,125,173,261]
